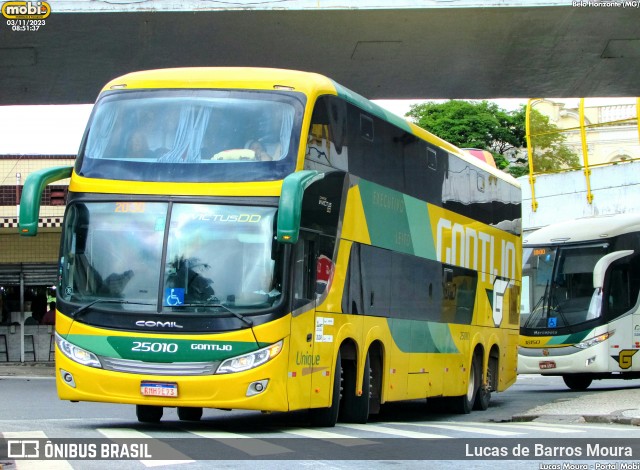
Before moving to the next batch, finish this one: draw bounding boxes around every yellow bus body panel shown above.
[55,314,294,410]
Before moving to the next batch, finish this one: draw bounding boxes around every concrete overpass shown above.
[0,0,639,105]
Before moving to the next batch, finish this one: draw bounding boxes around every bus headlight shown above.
[574,331,614,350]
[216,340,283,374]
[55,333,102,368]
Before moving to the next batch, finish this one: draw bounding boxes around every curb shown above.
[512,412,640,426]
[0,362,55,377]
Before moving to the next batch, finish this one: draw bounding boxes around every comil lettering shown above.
[436,218,516,282]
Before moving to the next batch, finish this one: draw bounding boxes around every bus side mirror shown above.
[592,250,634,289]
[276,170,323,244]
[18,166,73,236]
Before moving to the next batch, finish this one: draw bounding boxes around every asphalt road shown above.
[3,374,640,469]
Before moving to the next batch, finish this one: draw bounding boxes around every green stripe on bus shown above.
[331,80,413,133]
[403,195,436,260]
[65,334,264,363]
[387,319,459,354]
[358,180,413,255]
[358,179,436,259]
[546,329,591,346]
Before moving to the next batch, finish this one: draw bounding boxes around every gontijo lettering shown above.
[2,1,50,19]
[437,217,517,282]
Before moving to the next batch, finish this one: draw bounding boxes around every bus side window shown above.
[606,263,633,317]
[342,243,363,315]
[292,236,316,309]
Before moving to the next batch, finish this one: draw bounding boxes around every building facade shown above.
[0,154,74,324]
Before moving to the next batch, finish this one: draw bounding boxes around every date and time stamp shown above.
[2,1,50,32]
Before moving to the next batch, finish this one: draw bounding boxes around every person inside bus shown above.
[126,131,150,158]
[165,256,216,303]
[246,140,274,161]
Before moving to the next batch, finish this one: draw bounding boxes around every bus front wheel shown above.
[310,351,342,427]
[340,353,371,423]
[136,405,163,423]
[562,374,592,391]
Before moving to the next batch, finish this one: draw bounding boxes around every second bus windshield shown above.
[522,244,608,330]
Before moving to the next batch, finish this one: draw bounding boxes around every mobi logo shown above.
[2,1,50,19]
[436,217,517,283]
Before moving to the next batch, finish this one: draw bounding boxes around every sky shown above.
[0,99,530,155]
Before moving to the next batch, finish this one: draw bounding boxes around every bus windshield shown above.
[521,244,608,331]
[76,89,305,183]
[59,201,281,315]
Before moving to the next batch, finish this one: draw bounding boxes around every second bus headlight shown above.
[216,340,283,374]
[55,333,102,368]
[574,331,614,350]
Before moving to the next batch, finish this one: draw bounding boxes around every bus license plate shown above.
[539,361,556,370]
[140,381,178,397]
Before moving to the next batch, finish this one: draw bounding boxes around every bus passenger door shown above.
[310,234,339,409]
[287,233,318,410]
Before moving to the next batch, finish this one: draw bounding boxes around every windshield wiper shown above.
[172,302,260,349]
[171,303,254,327]
[524,281,549,329]
[71,299,155,320]
[523,281,573,333]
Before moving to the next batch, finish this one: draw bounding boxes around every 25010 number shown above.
[132,341,178,353]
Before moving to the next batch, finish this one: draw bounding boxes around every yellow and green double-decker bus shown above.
[19,68,522,425]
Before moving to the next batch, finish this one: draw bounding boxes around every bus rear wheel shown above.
[136,405,163,423]
[177,407,203,421]
[562,374,593,391]
[449,356,480,414]
[474,356,495,411]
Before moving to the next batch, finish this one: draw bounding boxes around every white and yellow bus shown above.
[19,68,521,425]
[519,213,640,390]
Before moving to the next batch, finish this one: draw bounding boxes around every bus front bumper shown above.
[518,345,611,374]
[54,348,291,411]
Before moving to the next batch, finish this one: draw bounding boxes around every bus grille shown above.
[100,356,218,376]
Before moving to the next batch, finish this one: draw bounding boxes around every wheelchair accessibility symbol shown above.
[165,288,184,306]
[547,317,557,328]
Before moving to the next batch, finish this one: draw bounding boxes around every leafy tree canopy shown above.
[405,100,578,178]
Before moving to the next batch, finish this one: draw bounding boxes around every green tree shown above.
[405,100,578,178]
[527,108,580,173]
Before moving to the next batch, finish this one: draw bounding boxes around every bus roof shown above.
[524,212,640,246]
[101,67,518,187]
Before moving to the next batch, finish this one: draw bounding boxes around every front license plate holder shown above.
[538,360,556,370]
[140,381,178,397]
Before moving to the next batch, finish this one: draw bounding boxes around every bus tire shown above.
[473,384,491,411]
[310,351,342,427]
[562,374,592,391]
[449,355,480,414]
[136,405,163,423]
[177,407,203,421]
[474,357,493,411]
[340,353,371,423]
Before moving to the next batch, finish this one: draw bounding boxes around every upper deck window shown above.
[76,89,305,183]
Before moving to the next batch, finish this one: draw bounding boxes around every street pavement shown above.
[2,362,640,426]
